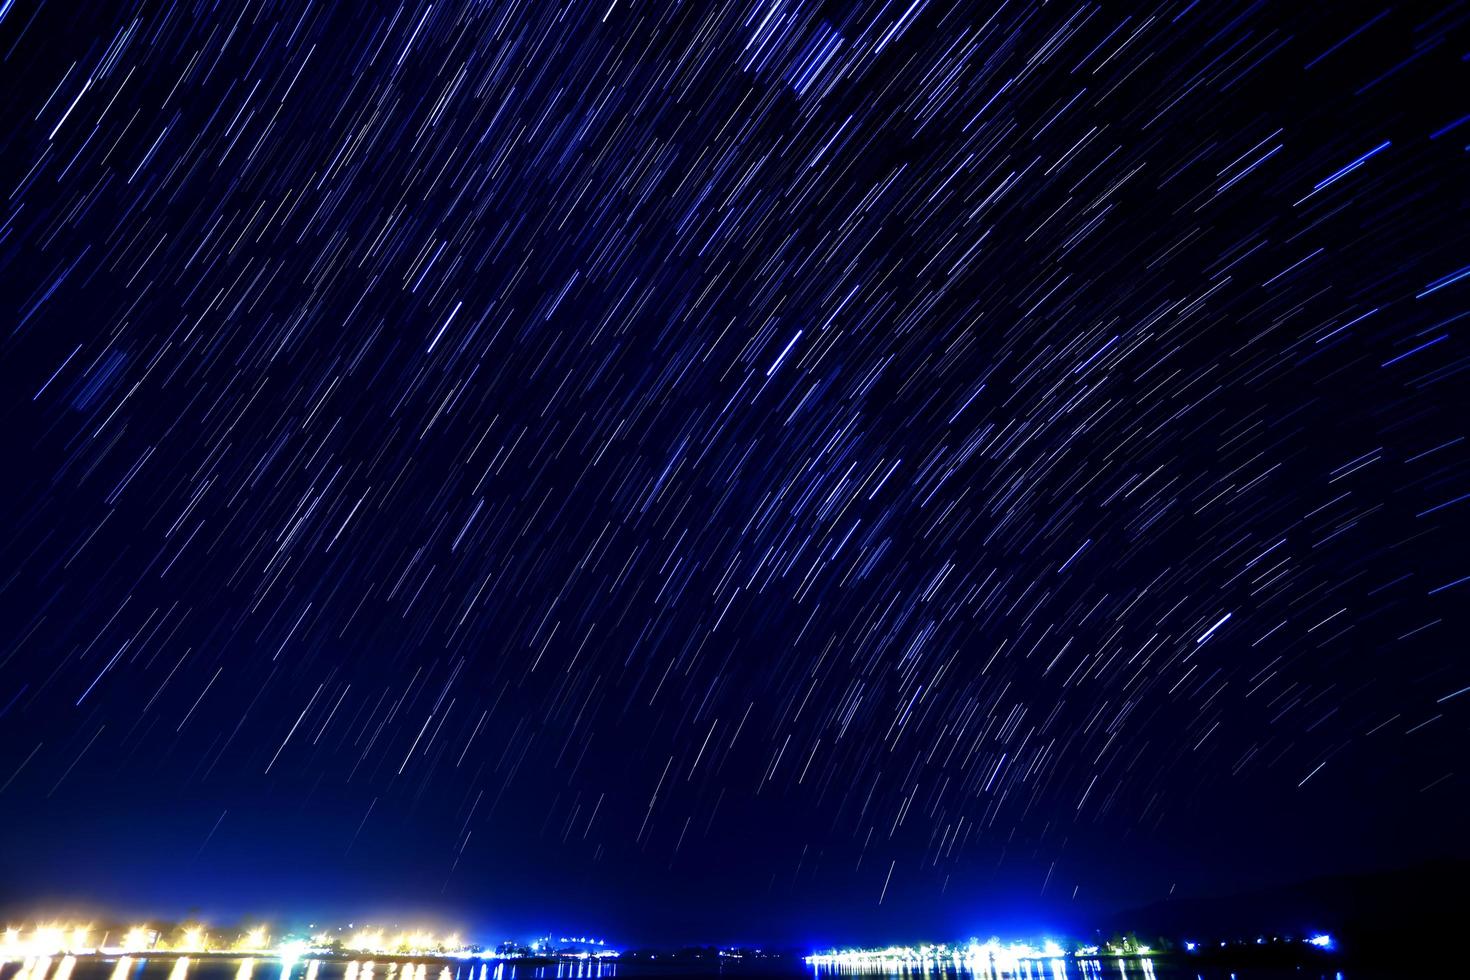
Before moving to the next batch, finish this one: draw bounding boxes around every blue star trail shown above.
[0,0,1466,937]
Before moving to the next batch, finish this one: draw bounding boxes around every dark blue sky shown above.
[1,0,1468,948]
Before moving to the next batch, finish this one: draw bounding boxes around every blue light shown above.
[1306,934,1334,950]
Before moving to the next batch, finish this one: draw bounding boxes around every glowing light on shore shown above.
[806,939,1157,975]
[276,940,311,962]
[2,925,96,958]
[336,928,474,957]
[0,918,618,963]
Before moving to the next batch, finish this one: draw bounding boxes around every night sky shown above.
[1,0,1468,947]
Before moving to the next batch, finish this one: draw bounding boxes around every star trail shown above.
[0,0,1468,942]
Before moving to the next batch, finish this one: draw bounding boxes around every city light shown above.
[276,941,313,962]
[0,922,582,961]
[338,928,474,956]
[2,918,1343,971]
[805,938,1149,972]
[119,927,157,954]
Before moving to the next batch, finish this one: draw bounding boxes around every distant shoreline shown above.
[14,955,588,967]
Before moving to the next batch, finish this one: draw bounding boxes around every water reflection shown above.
[810,958,1162,980]
[481,963,614,980]
[15,956,54,980]
[0,959,1358,980]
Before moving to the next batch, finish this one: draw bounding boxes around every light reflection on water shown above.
[811,960,1157,980]
[0,960,620,980]
[809,958,1342,980]
[0,959,1364,980]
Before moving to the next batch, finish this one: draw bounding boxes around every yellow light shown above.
[122,926,153,953]
[277,940,311,961]
[34,926,67,955]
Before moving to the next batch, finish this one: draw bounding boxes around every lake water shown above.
[0,956,1367,980]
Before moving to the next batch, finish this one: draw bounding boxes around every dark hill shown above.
[1104,859,1466,962]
